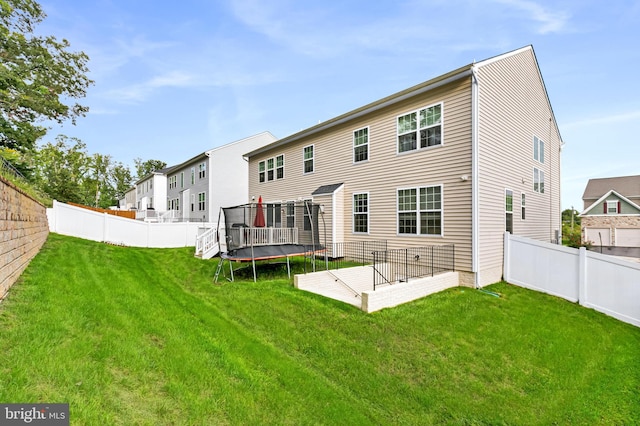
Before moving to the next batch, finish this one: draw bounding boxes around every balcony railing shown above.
[227,226,299,248]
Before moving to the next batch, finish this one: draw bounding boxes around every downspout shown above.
[471,65,480,289]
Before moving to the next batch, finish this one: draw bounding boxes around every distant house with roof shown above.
[165,132,277,223]
[134,131,277,223]
[580,175,640,248]
[135,166,172,217]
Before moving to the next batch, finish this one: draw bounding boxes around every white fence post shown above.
[578,247,587,306]
[503,231,511,283]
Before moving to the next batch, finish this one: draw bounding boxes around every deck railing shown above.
[321,240,388,270]
[227,226,299,248]
[372,245,455,290]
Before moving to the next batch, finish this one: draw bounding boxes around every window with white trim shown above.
[397,103,442,153]
[353,193,369,233]
[198,192,205,211]
[168,198,179,211]
[267,158,274,181]
[353,127,369,163]
[506,189,513,233]
[606,200,620,214]
[198,162,206,179]
[534,168,545,193]
[266,203,282,227]
[190,167,195,185]
[397,185,442,235]
[259,161,265,183]
[303,145,314,174]
[180,172,184,188]
[191,194,195,212]
[534,136,544,164]
[286,202,295,228]
[303,199,313,230]
[276,155,284,179]
[258,155,285,183]
[169,175,177,189]
[521,193,526,220]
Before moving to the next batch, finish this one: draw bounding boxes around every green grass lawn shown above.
[1,233,639,425]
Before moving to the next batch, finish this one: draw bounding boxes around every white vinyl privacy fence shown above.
[47,200,214,248]
[504,232,640,327]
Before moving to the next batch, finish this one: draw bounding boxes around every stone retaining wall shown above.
[0,176,49,299]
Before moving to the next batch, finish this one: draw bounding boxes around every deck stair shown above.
[195,227,220,259]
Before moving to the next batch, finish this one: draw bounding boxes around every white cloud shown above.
[562,110,640,129]
[493,0,571,34]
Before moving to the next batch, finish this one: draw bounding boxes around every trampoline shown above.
[214,199,326,282]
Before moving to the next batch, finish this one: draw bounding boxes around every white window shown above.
[198,192,205,211]
[286,201,295,228]
[303,199,313,230]
[353,193,369,233]
[534,168,545,193]
[606,200,619,214]
[521,193,526,220]
[267,158,274,181]
[397,185,442,235]
[259,161,265,183]
[303,145,314,174]
[276,155,284,179]
[259,155,284,182]
[191,194,195,212]
[198,163,206,179]
[180,172,184,188]
[353,127,369,163]
[505,189,513,233]
[169,175,177,189]
[397,103,442,153]
[266,203,282,227]
[534,136,544,164]
[190,167,195,185]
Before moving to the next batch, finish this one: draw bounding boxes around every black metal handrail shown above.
[321,240,388,270]
[372,245,455,290]
[0,156,25,180]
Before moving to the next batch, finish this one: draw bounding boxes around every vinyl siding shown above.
[475,48,562,284]
[249,77,473,272]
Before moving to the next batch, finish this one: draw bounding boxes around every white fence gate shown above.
[47,200,215,248]
[504,232,640,327]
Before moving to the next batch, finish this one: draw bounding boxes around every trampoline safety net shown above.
[221,201,324,257]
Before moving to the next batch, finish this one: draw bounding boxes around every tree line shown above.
[0,0,165,208]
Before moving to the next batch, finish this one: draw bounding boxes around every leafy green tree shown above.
[111,162,134,200]
[83,152,115,208]
[562,208,581,227]
[32,135,88,203]
[0,145,31,178]
[0,0,93,152]
[134,158,167,180]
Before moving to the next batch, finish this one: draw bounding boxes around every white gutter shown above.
[471,65,480,288]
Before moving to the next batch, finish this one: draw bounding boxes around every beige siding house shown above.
[245,46,562,287]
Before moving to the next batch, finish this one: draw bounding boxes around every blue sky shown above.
[38,0,639,210]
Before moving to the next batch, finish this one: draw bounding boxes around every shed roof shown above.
[311,183,344,196]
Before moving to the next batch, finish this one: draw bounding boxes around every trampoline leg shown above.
[229,260,234,282]
[252,258,257,282]
[286,256,291,279]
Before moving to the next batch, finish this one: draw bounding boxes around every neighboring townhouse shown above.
[119,186,136,210]
[245,45,562,287]
[580,175,640,247]
[164,131,278,222]
[135,166,171,214]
